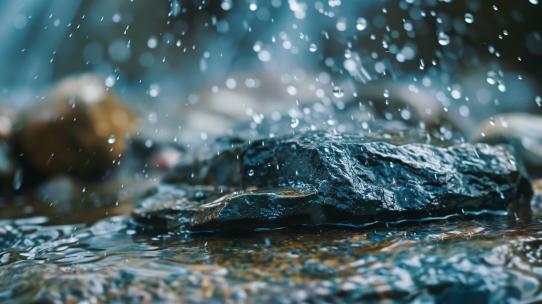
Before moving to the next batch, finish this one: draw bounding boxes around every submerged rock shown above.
[471,113,542,177]
[135,131,532,231]
[16,74,138,179]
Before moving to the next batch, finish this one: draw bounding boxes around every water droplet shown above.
[451,89,462,100]
[459,105,470,117]
[383,89,390,98]
[169,0,181,17]
[12,169,23,191]
[535,95,541,107]
[248,169,255,176]
[105,75,115,88]
[328,0,342,7]
[147,37,158,49]
[112,13,121,23]
[332,86,344,98]
[221,0,233,10]
[336,18,347,32]
[529,0,539,5]
[437,32,450,46]
[464,13,474,24]
[107,136,116,145]
[309,43,318,52]
[486,71,497,85]
[356,18,367,31]
[290,118,300,128]
[149,84,160,97]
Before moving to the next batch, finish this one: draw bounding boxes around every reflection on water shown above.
[1,193,542,303]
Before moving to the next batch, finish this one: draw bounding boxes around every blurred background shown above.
[0,0,540,143]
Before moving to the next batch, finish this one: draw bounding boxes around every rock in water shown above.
[16,74,137,179]
[134,131,532,232]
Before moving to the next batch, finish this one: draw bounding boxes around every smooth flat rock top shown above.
[134,131,532,232]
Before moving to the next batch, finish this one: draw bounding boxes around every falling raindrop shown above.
[464,13,474,24]
[356,18,367,31]
[536,95,542,107]
[221,0,233,10]
[149,84,160,97]
[328,0,342,7]
[437,32,450,46]
[332,86,344,98]
[309,44,318,52]
[336,18,347,31]
[105,75,116,88]
[107,135,116,145]
[12,169,23,191]
[248,169,255,176]
[169,0,181,17]
[290,118,300,128]
[383,89,390,98]
[147,37,158,49]
[486,71,498,85]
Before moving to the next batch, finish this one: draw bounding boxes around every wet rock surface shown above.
[137,131,532,232]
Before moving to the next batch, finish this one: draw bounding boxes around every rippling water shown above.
[1,187,542,303]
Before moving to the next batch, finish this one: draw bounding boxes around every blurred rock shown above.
[0,107,20,194]
[352,82,446,128]
[0,142,19,194]
[127,138,184,172]
[135,130,532,232]
[0,107,16,141]
[471,113,542,176]
[16,74,138,179]
[337,81,467,144]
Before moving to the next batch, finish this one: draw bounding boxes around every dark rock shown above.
[162,127,453,187]
[132,184,232,231]
[135,131,532,232]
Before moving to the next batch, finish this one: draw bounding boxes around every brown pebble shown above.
[17,74,137,179]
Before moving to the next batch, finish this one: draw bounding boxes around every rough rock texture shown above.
[135,131,532,231]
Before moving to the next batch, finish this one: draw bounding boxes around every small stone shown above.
[16,74,138,179]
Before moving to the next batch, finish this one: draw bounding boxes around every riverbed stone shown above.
[134,130,532,231]
[16,74,138,179]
